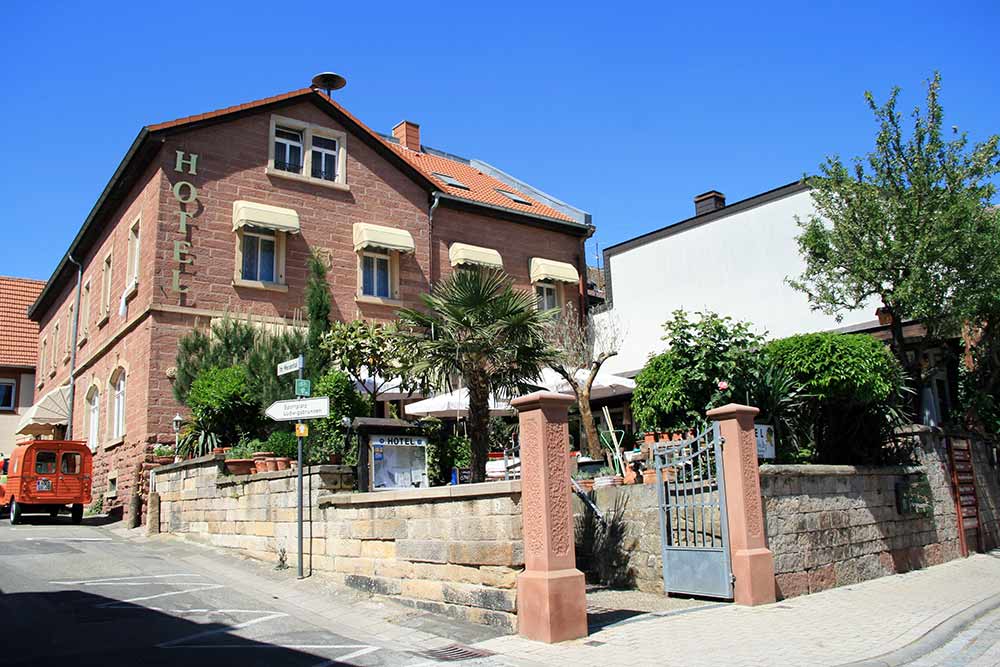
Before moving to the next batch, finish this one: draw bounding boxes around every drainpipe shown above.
[428,192,441,283]
[65,254,83,439]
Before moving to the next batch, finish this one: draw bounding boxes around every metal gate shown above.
[652,422,733,599]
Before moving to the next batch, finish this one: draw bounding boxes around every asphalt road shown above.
[0,512,495,667]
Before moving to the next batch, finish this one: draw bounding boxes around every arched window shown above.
[109,368,126,440]
[86,385,100,451]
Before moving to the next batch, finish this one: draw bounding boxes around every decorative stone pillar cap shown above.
[511,391,576,412]
[706,403,760,420]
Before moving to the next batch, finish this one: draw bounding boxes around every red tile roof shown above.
[0,277,45,367]
[147,88,579,224]
[386,144,576,222]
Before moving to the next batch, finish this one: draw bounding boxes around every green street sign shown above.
[295,379,312,397]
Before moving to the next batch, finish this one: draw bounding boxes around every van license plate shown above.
[36,478,52,492]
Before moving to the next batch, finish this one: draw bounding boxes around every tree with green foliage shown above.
[789,73,1000,383]
[398,269,556,482]
[320,320,424,413]
[305,251,332,378]
[763,332,911,464]
[308,369,370,464]
[632,310,765,431]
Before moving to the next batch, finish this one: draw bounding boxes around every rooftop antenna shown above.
[311,72,347,96]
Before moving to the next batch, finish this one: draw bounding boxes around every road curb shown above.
[837,591,1000,667]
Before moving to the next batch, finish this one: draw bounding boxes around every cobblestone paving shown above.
[473,553,1000,667]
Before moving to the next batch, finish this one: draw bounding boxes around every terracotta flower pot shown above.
[328,453,342,465]
[642,468,659,485]
[252,451,275,459]
[624,466,639,485]
[212,447,226,456]
[226,459,255,476]
[263,458,278,472]
[575,478,594,492]
[275,457,290,471]
[154,456,174,466]
[644,432,656,444]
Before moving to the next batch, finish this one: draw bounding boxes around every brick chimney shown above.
[392,120,421,152]
[694,190,726,215]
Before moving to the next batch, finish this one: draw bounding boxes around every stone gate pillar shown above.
[512,391,588,643]
[706,403,776,606]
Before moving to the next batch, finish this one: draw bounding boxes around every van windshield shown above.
[36,451,57,474]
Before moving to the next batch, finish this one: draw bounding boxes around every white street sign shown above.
[277,357,303,376]
[265,396,330,422]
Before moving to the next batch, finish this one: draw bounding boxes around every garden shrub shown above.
[265,429,299,459]
[632,310,765,431]
[763,332,912,464]
[307,370,369,464]
[186,366,263,446]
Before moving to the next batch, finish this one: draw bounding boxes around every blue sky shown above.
[2,1,997,280]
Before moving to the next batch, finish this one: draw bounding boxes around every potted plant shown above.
[573,470,595,492]
[642,466,659,485]
[224,441,256,476]
[152,445,174,466]
[593,466,623,488]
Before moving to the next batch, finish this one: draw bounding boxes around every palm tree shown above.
[398,269,556,482]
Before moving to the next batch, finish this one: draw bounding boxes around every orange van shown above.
[0,440,92,524]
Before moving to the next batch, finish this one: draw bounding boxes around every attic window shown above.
[432,172,469,190]
[496,189,532,205]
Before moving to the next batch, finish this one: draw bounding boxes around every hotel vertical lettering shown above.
[171,150,199,293]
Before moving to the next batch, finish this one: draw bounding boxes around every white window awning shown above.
[448,243,503,269]
[353,223,415,253]
[530,257,579,284]
[233,200,300,234]
[17,384,71,436]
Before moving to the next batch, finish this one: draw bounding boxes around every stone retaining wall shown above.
[760,464,959,598]
[317,485,523,631]
[577,429,1000,600]
[153,455,523,632]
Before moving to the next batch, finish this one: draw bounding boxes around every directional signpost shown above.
[268,354,328,579]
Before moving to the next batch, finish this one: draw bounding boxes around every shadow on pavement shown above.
[0,590,345,667]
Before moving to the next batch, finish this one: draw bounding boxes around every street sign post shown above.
[270,353,312,580]
[265,397,330,421]
[277,356,303,376]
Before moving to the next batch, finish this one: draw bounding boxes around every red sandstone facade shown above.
[28,88,592,523]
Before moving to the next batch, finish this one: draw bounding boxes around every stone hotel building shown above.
[25,83,593,522]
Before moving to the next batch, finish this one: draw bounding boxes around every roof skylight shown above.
[495,189,532,205]
[431,172,470,190]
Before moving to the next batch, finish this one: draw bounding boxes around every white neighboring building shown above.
[596,182,879,376]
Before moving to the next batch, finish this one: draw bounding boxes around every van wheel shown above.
[9,498,21,525]
[71,504,83,525]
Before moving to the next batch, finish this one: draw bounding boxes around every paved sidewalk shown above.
[473,552,1000,667]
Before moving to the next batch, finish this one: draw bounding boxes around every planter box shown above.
[594,475,624,488]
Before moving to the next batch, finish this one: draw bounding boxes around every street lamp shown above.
[172,413,183,453]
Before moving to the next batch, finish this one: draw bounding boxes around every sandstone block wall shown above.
[318,484,523,632]
[155,456,355,563]
[154,456,523,632]
[760,464,959,599]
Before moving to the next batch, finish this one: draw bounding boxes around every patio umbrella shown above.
[403,387,514,418]
[352,372,424,401]
[534,367,636,401]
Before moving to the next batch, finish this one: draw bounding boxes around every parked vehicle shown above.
[0,440,92,525]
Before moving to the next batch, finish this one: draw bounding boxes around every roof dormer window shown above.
[496,189,532,205]
[432,172,469,190]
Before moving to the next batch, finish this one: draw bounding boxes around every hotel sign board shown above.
[265,397,330,422]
